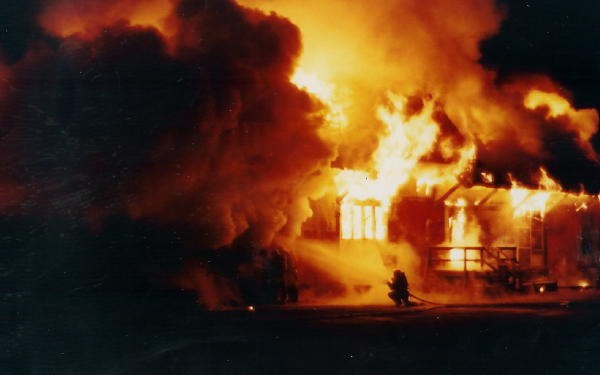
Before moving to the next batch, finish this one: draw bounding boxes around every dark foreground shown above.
[9,295,600,375]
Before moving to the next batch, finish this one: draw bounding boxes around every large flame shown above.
[292,69,348,131]
[243,0,599,252]
[332,93,475,241]
[509,168,561,218]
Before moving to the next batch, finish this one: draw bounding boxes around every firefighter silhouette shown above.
[388,270,410,306]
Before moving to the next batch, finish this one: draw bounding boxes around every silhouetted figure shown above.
[388,270,410,306]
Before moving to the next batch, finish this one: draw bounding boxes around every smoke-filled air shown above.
[2,0,600,308]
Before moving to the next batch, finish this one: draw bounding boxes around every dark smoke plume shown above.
[1,0,333,310]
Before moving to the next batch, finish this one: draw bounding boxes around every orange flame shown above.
[334,93,475,241]
[292,69,348,130]
[509,168,561,218]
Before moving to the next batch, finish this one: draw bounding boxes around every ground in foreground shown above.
[11,291,600,375]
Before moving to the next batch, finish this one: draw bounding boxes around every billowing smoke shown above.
[1,0,334,308]
[2,0,334,246]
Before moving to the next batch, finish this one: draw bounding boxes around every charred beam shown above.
[436,183,462,205]
[475,189,498,207]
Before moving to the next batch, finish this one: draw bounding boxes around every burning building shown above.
[303,158,600,295]
[2,0,600,307]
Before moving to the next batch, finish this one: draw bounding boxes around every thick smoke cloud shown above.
[2,0,332,248]
[1,0,334,318]
[480,0,600,190]
[481,0,600,110]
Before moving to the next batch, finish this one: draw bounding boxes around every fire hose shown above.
[407,291,446,306]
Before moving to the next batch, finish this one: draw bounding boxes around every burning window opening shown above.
[340,199,386,240]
